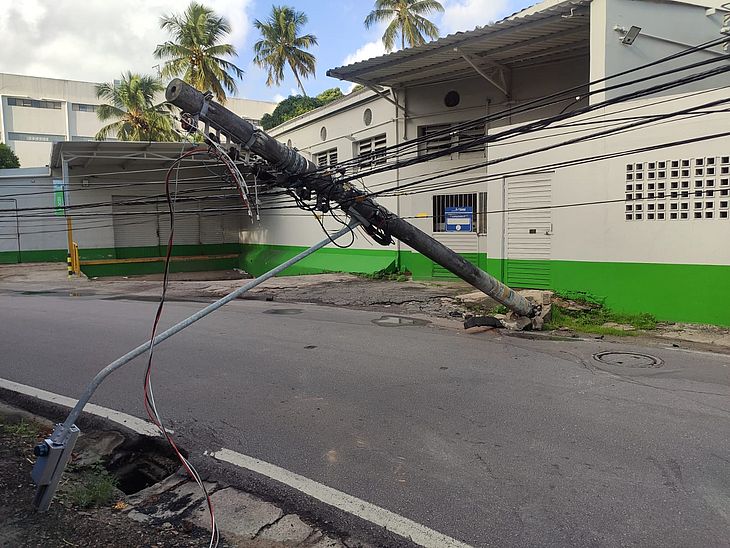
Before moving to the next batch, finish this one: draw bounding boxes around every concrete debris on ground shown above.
[131,479,347,547]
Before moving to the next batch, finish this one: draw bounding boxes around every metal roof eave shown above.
[50,141,197,171]
[326,0,591,87]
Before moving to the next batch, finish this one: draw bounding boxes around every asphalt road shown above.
[1,292,729,547]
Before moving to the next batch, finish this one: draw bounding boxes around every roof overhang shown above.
[50,141,199,174]
[327,0,591,89]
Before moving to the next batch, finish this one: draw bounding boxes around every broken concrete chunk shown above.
[258,514,313,543]
[192,488,283,540]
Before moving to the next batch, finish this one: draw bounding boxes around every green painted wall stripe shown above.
[239,243,396,277]
[0,249,67,264]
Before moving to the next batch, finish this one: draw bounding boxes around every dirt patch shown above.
[0,412,218,548]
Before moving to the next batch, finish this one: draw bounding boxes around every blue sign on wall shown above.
[445,206,473,232]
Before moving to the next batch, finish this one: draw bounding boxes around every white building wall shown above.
[483,88,730,265]
[590,0,729,101]
[261,91,400,250]
[0,168,68,257]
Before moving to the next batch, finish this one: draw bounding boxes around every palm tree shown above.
[253,6,318,96]
[154,1,244,103]
[95,72,176,142]
[365,0,444,52]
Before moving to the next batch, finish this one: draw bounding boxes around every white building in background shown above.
[0,73,276,167]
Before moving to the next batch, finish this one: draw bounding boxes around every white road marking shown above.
[207,447,473,548]
[0,377,162,437]
[0,377,469,546]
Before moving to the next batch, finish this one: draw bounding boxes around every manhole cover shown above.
[263,308,303,315]
[372,315,430,327]
[593,351,663,368]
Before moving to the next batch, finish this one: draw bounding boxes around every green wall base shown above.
[401,250,730,326]
[239,243,396,277]
[0,249,67,264]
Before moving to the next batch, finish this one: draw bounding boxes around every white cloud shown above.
[0,0,252,84]
[272,93,286,103]
[342,39,387,67]
[440,0,511,35]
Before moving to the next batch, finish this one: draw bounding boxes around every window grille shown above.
[418,123,486,159]
[432,193,477,232]
[8,132,65,142]
[72,103,97,112]
[7,97,62,109]
[626,156,730,221]
[357,134,387,168]
[315,148,338,168]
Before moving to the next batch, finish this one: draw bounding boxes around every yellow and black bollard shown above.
[67,253,73,278]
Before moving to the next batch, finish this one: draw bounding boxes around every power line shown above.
[305,37,730,175]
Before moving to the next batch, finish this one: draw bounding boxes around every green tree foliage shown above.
[95,72,177,142]
[154,1,245,103]
[253,6,318,96]
[316,87,343,103]
[365,0,444,51]
[260,88,343,130]
[0,143,20,169]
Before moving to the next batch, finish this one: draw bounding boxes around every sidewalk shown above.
[2,263,730,353]
[0,400,379,548]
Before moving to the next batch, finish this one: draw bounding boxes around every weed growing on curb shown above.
[66,463,119,508]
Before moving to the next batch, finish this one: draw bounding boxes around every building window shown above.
[8,132,65,142]
[356,134,387,168]
[417,123,486,159]
[315,147,338,168]
[72,103,97,112]
[432,193,477,233]
[7,97,62,109]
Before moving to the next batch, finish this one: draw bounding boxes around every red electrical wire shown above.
[142,145,241,547]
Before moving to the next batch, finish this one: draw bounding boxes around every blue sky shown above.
[240,0,535,101]
[0,0,536,103]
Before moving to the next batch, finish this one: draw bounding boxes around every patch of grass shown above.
[546,303,657,336]
[491,305,509,315]
[66,464,118,508]
[1,418,42,440]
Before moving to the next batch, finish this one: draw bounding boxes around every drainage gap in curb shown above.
[105,438,182,495]
[593,351,664,369]
[263,308,303,315]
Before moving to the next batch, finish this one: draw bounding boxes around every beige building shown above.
[0,73,275,167]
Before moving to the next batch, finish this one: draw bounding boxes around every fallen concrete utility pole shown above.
[166,79,536,319]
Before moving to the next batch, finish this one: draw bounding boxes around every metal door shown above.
[112,195,159,257]
[0,199,20,263]
[504,174,552,288]
[158,200,200,249]
[221,198,244,243]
